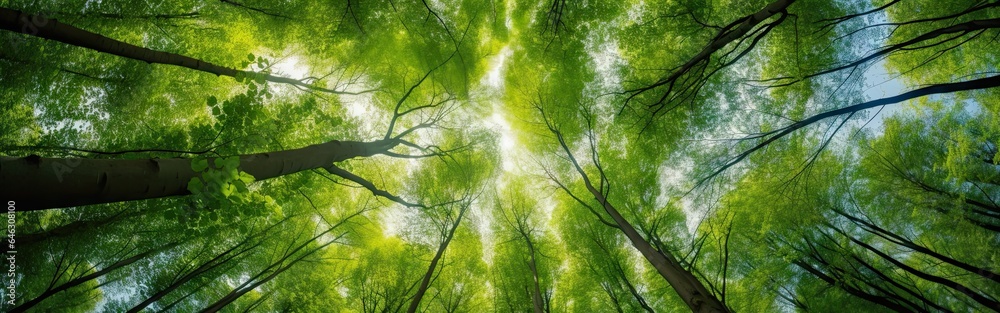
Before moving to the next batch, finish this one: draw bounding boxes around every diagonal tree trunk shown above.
[9,241,181,313]
[199,208,365,313]
[538,107,730,313]
[126,215,295,313]
[0,8,359,94]
[830,206,1000,283]
[624,0,796,113]
[706,74,1000,182]
[1,139,401,210]
[793,260,913,313]
[19,209,146,245]
[406,203,470,313]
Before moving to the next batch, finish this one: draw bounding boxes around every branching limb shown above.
[219,0,292,20]
[816,0,901,33]
[621,0,796,116]
[701,74,1000,186]
[324,165,425,208]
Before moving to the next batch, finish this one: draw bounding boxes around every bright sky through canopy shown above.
[2,1,999,312]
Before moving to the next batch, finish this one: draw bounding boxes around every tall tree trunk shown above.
[1,139,400,210]
[831,207,1000,283]
[793,260,913,313]
[587,185,728,313]
[524,238,546,313]
[125,215,293,313]
[9,241,180,313]
[20,209,145,245]
[0,8,355,94]
[406,204,469,313]
[830,225,1000,310]
[544,118,729,313]
[200,209,363,312]
[625,0,795,111]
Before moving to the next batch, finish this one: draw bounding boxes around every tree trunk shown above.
[625,0,795,109]
[832,207,1000,283]
[9,241,180,313]
[200,210,363,312]
[406,204,469,313]
[19,209,145,245]
[0,8,353,94]
[1,139,399,210]
[525,238,546,313]
[129,216,294,312]
[793,260,912,313]
[587,184,729,313]
[548,123,730,313]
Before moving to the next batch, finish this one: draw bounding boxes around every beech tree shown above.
[3,0,999,312]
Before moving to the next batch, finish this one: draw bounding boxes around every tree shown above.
[0,7,361,94]
[4,0,1000,312]
[493,178,558,313]
[535,103,730,313]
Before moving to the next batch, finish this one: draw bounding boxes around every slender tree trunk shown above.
[832,207,1000,283]
[199,256,301,313]
[19,209,145,245]
[200,210,363,312]
[614,262,655,313]
[800,235,934,313]
[129,215,296,313]
[794,261,912,313]
[406,204,469,313]
[524,238,546,313]
[9,241,180,313]
[587,185,728,313]
[1,139,400,210]
[708,74,1000,182]
[0,8,355,94]
[832,226,1000,310]
[543,111,729,312]
[625,0,795,106]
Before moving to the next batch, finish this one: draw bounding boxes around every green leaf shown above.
[187,177,204,194]
[234,180,249,193]
[239,172,255,184]
[247,53,255,61]
[192,159,209,172]
[207,96,217,107]
[225,156,240,168]
[221,183,235,197]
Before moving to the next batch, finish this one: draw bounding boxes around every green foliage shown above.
[179,155,268,228]
[4,0,1000,312]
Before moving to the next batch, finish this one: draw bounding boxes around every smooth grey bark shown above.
[1,139,400,210]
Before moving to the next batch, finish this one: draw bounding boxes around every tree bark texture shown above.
[1,139,399,210]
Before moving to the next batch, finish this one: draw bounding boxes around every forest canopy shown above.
[0,0,998,312]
